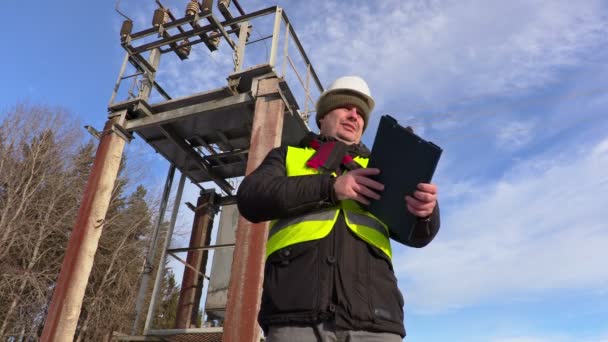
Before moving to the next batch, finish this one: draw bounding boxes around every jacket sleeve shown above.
[236,146,337,223]
[406,204,441,248]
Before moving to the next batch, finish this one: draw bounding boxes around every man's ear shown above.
[318,117,325,130]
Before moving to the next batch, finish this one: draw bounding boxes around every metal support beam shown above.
[167,252,210,280]
[131,164,176,334]
[132,22,214,54]
[233,21,249,72]
[109,53,130,106]
[218,0,242,36]
[175,191,217,328]
[268,7,283,68]
[202,148,248,163]
[41,114,129,341]
[158,124,233,194]
[208,14,237,50]
[139,49,161,100]
[232,0,245,15]
[129,11,214,40]
[144,173,187,334]
[123,56,171,101]
[123,6,278,56]
[167,243,235,254]
[281,10,323,93]
[223,77,285,342]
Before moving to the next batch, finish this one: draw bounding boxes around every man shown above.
[236,76,440,341]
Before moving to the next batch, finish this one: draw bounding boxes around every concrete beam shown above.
[125,93,253,132]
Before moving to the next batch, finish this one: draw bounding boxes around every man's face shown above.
[319,104,364,144]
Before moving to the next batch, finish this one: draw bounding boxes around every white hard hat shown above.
[315,76,375,131]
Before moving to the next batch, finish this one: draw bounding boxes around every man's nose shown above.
[346,107,358,120]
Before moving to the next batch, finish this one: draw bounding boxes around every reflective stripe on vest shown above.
[346,211,389,238]
[266,209,339,258]
[266,146,392,259]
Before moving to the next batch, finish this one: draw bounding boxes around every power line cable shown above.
[115,0,133,21]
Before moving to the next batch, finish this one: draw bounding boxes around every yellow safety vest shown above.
[266,146,392,260]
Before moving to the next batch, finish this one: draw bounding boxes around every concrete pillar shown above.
[223,77,285,342]
[175,190,216,328]
[41,115,128,341]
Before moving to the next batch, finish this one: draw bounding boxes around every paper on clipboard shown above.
[365,115,442,246]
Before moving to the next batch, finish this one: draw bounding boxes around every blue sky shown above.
[2,0,608,341]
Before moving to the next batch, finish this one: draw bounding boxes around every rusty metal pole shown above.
[41,112,129,341]
[223,77,285,342]
[175,190,217,328]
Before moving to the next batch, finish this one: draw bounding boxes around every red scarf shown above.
[303,135,366,173]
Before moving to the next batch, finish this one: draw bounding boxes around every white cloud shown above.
[593,138,608,156]
[290,0,608,110]
[495,120,536,150]
[439,179,479,201]
[393,136,608,313]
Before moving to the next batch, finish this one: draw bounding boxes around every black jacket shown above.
[236,145,440,337]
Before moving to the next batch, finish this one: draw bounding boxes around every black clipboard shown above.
[366,115,442,246]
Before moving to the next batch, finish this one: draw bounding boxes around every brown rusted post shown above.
[175,190,217,328]
[41,113,129,341]
[223,77,285,342]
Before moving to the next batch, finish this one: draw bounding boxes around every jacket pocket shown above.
[367,245,404,324]
[262,241,320,313]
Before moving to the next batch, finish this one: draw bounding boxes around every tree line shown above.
[0,104,181,341]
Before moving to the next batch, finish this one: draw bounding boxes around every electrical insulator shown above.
[201,0,213,13]
[209,29,221,48]
[120,20,133,38]
[185,0,200,16]
[152,9,169,27]
[176,39,192,59]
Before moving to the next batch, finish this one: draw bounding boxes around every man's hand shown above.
[333,168,384,205]
[405,183,438,218]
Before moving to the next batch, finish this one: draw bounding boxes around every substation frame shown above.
[99,3,322,342]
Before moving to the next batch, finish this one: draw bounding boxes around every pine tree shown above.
[153,268,181,329]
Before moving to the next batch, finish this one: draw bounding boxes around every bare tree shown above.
[0,104,83,338]
[0,104,159,340]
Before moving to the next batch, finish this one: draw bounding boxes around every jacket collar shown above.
[298,132,371,158]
